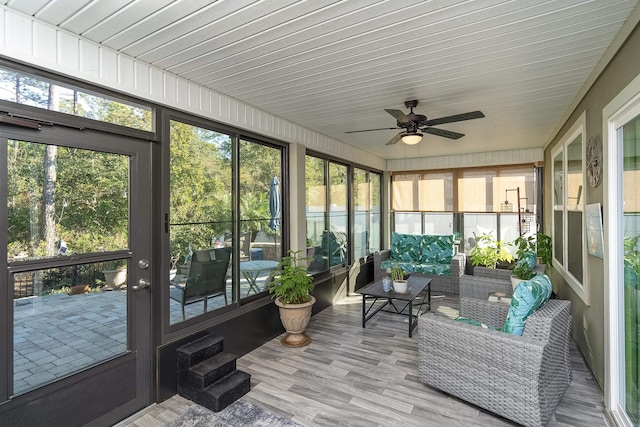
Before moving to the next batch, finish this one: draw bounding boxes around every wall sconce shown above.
[401,132,422,145]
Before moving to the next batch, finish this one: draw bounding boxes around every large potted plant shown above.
[470,233,513,269]
[510,260,536,290]
[268,250,315,347]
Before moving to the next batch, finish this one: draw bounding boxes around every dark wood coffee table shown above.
[359,276,431,337]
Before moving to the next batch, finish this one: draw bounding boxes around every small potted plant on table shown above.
[390,264,408,293]
[268,250,315,347]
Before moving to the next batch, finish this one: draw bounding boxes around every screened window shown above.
[552,112,586,302]
[305,156,380,273]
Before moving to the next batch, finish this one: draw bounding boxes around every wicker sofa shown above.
[373,233,465,294]
[418,297,572,427]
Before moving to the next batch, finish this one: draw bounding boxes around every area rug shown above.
[167,399,302,427]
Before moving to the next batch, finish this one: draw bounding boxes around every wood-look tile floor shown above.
[120,294,607,427]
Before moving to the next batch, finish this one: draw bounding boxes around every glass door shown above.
[620,112,640,426]
[1,122,152,424]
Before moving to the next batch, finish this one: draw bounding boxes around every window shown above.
[169,121,233,324]
[552,112,586,303]
[168,121,285,323]
[391,166,536,254]
[354,168,382,259]
[305,155,381,273]
[0,66,152,131]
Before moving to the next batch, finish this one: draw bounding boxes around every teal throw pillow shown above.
[515,251,537,270]
[502,274,552,336]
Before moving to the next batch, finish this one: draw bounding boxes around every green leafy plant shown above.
[512,261,535,280]
[268,250,314,305]
[536,232,553,267]
[470,233,513,268]
[514,235,536,260]
[624,235,640,276]
[389,264,405,281]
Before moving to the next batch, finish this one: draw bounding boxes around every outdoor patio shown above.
[12,273,271,395]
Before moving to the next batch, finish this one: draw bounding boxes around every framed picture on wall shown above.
[586,203,604,258]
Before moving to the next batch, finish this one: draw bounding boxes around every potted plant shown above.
[510,260,536,289]
[536,232,552,267]
[390,264,408,293]
[102,259,127,290]
[470,233,513,269]
[268,250,315,347]
[514,235,536,260]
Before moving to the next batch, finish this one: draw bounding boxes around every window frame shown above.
[551,111,588,304]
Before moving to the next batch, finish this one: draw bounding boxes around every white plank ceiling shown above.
[3,0,638,159]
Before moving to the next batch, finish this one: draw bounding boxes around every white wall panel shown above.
[176,78,188,107]
[199,86,210,114]
[100,48,117,84]
[118,55,134,89]
[34,24,55,63]
[134,61,149,93]
[79,40,99,76]
[59,31,78,70]
[0,5,385,171]
[5,10,31,53]
[164,73,176,104]
[149,67,163,99]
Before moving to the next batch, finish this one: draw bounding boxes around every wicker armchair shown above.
[418,298,572,427]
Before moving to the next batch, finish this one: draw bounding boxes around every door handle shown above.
[132,278,150,290]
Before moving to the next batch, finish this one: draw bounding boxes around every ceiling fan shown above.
[345,100,485,145]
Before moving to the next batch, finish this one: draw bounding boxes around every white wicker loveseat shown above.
[418,297,572,427]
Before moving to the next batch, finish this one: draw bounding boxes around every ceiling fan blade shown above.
[424,127,464,140]
[345,127,398,134]
[386,133,403,145]
[424,111,485,126]
[385,109,412,124]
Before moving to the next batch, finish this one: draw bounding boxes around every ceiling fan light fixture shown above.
[401,132,422,145]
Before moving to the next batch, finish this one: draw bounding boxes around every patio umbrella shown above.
[268,176,281,231]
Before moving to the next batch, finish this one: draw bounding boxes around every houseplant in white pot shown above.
[390,264,408,293]
[510,260,536,290]
[268,250,315,347]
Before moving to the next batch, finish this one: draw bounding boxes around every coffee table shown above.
[359,276,431,337]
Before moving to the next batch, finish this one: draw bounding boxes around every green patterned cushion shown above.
[390,232,422,263]
[421,235,454,264]
[414,263,451,275]
[502,274,552,336]
[380,260,417,274]
[455,317,498,330]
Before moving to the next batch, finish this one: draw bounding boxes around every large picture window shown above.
[552,112,586,303]
[168,120,284,324]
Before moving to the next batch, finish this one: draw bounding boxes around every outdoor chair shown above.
[170,247,231,320]
[418,297,572,427]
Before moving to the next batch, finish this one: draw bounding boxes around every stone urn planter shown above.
[267,250,315,347]
[275,296,316,347]
[103,268,127,290]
